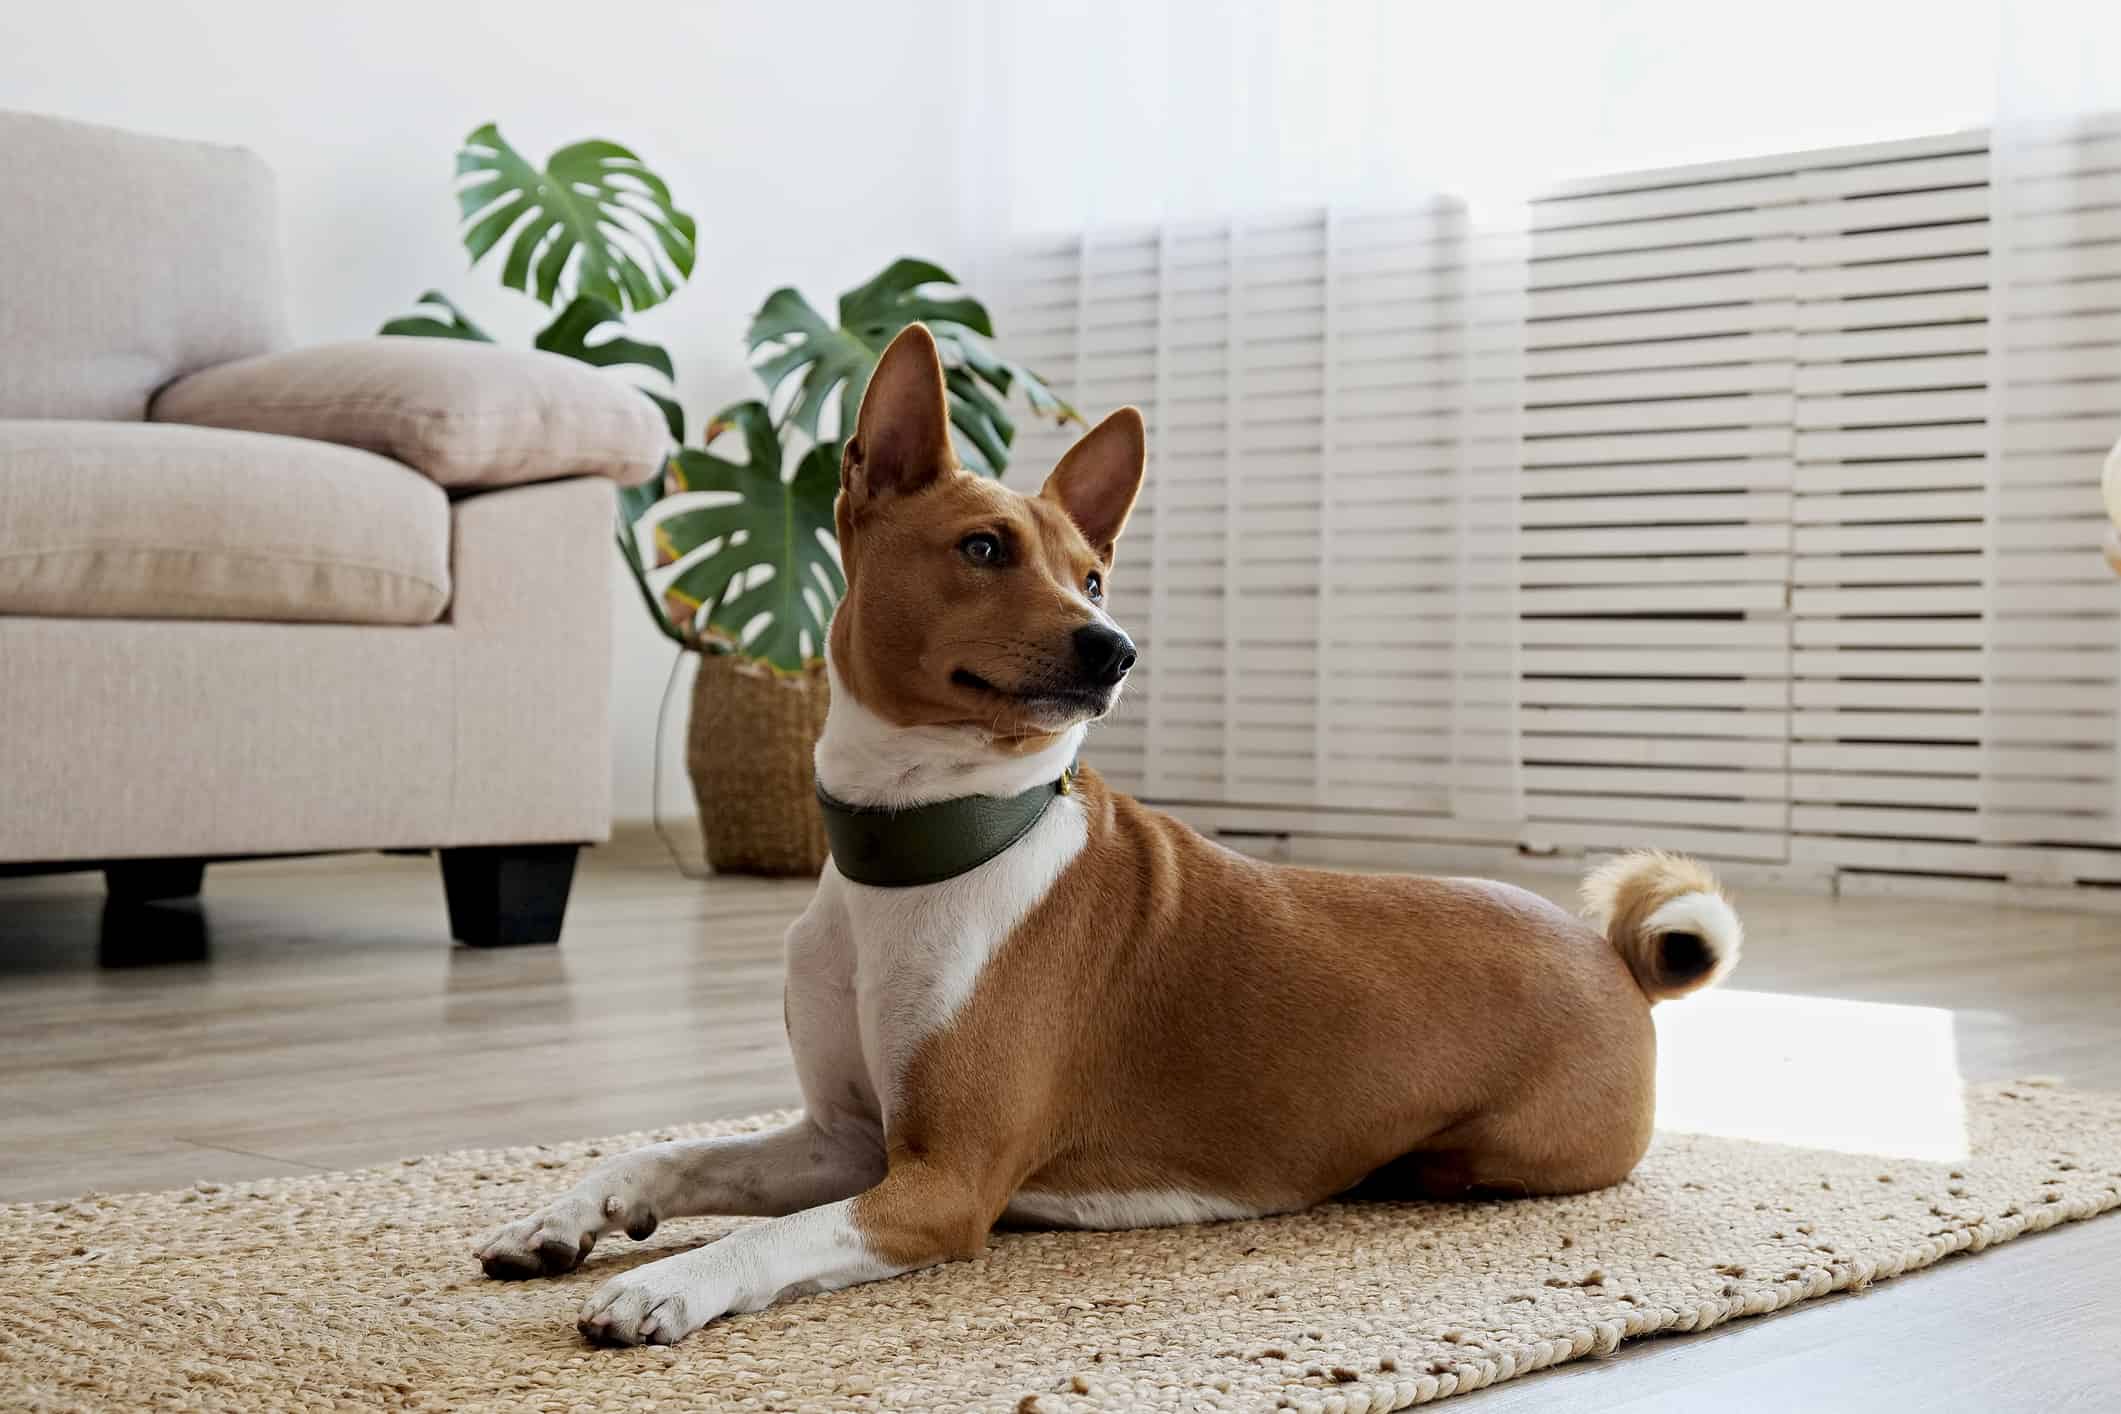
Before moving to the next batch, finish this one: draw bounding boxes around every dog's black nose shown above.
[1073,623,1137,686]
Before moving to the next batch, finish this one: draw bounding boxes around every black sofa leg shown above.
[101,860,210,967]
[439,845,580,947]
[104,858,208,903]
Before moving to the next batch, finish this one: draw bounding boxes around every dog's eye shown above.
[1085,571,1104,603]
[960,532,1003,565]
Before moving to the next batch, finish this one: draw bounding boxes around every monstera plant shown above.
[386,123,1078,875]
[627,257,1079,669]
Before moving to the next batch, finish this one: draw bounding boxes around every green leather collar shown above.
[816,761,1078,888]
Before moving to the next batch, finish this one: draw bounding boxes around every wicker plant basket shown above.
[686,652,831,876]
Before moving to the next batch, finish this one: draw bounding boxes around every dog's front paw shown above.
[477,1193,653,1281]
[577,1256,721,1346]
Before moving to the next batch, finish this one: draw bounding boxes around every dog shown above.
[474,323,1743,1346]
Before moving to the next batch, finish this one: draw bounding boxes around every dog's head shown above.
[828,324,1145,745]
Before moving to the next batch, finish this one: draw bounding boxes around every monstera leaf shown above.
[649,403,844,670]
[746,258,1078,474]
[379,290,495,341]
[534,295,684,441]
[454,123,696,313]
[746,290,870,442]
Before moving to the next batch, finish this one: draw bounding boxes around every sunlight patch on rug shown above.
[1655,989,1967,1161]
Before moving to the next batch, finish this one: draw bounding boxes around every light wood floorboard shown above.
[3,830,2118,1410]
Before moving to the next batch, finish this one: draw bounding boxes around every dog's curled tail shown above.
[1579,850,1742,1002]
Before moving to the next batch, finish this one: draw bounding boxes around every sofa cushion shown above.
[0,111,289,420]
[0,421,450,625]
[151,339,670,491]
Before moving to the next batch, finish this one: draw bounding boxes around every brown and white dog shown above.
[475,324,1744,1346]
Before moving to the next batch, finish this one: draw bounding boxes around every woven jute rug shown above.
[5,1082,2120,1413]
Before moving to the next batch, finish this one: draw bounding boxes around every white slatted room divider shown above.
[1518,157,1799,867]
[1788,125,2121,892]
[1002,204,1523,852]
[991,124,2121,905]
[1788,132,2010,882]
[1982,114,2121,880]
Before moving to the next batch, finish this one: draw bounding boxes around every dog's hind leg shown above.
[475,1117,885,1279]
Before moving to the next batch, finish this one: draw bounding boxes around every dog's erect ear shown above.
[842,323,955,503]
[1041,407,1146,561]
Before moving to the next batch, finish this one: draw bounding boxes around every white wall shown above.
[0,0,976,823]
[982,0,2003,232]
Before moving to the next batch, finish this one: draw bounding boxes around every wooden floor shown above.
[4,831,2119,1410]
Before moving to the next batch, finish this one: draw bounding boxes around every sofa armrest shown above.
[149,338,668,491]
[447,476,615,844]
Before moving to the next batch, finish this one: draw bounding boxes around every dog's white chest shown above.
[834,798,1087,1124]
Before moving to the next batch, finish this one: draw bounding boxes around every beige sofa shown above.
[0,111,668,946]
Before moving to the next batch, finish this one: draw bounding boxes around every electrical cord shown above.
[651,644,713,880]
